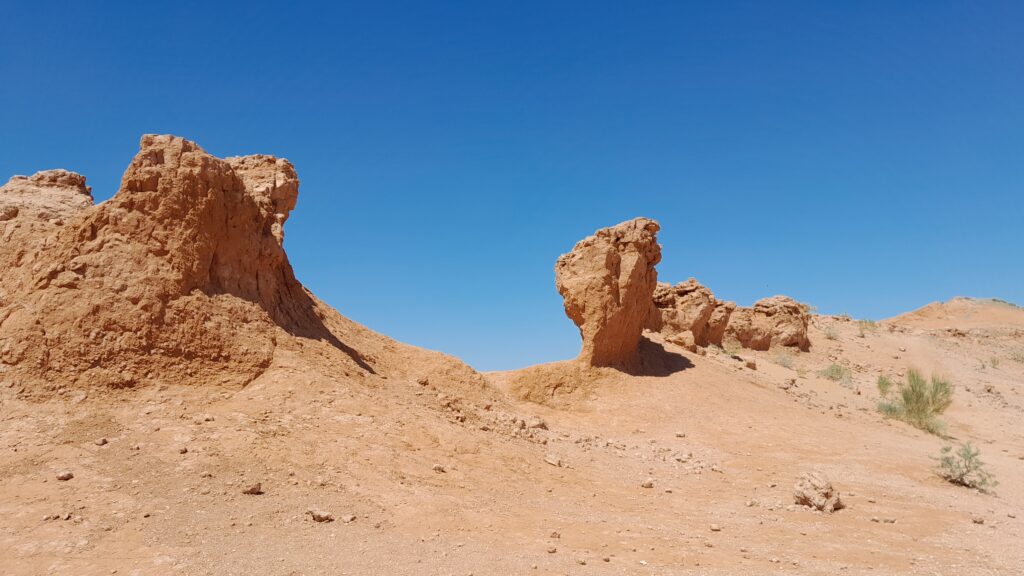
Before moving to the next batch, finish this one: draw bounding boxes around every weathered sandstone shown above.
[555,217,661,367]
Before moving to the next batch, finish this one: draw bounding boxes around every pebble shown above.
[308,510,334,523]
[56,471,74,481]
[641,478,655,489]
[242,483,263,495]
[94,438,108,446]
[432,464,446,473]
[710,524,722,532]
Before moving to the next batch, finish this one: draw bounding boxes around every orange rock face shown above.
[649,279,721,347]
[726,295,810,351]
[649,279,809,352]
[0,135,341,393]
[555,217,661,368]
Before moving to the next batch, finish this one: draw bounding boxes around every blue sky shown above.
[2,1,1022,370]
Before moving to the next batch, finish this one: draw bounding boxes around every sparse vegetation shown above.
[773,349,795,369]
[877,369,953,435]
[876,375,894,396]
[1011,350,1024,364]
[799,302,818,314]
[824,326,839,340]
[818,363,853,387]
[933,442,997,493]
[990,357,1000,369]
[857,319,878,338]
[723,338,742,356]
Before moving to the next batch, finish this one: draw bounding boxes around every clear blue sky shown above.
[2,1,1022,370]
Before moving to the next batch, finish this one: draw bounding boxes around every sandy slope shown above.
[2,298,1022,575]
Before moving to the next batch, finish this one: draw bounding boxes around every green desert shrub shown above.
[933,442,997,493]
[877,369,953,435]
[818,364,852,387]
[876,375,895,396]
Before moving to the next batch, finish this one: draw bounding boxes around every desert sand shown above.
[1,136,1021,575]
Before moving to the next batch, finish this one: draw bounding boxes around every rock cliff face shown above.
[649,278,809,352]
[0,135,362,393]
[555,217,661,368]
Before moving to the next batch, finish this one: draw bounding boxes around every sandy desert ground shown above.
[2,136,1022,575]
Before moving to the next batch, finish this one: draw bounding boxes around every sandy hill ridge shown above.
[887,297,1024,330]
[1,137,1023,575]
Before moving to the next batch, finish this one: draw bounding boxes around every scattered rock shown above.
[342,514,357,523]
[710,524,722,532]
[94,438,108,446]
[544,454,563,467]
[56,471,74,481]
[432,464,446,473]
[641,477,655,489]
[793,471,844,513]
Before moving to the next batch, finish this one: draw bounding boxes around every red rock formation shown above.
[0,135,365,393]
[555,217,661,368]
[649,278,809,352]
[726,295,810,351]
[649,279,720,348]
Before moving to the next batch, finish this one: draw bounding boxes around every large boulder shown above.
[555,217,661,368]
[726,295,810,351]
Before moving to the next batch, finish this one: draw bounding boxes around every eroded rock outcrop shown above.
[649,278,809,352]
[726,295,810,351]
[0,135,363,393]
[0,169,92,220]
[649,279,726,349]
[555,217,661,368]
